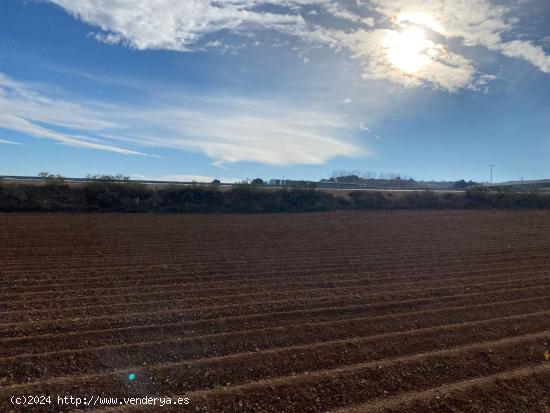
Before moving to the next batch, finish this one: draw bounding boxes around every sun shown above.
[385,26,434,74]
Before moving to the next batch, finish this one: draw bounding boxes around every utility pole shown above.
[489,164,495,184]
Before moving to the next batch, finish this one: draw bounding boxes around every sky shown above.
[0,0,549,183]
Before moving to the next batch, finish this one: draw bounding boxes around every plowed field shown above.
[2,211,550,412]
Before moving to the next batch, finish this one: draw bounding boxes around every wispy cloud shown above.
[100,98,364,166]
[0,138,23,145]
[48,0,550,92]
[0,73,151,156]
[123,102,363,166]
[0,72,363,165]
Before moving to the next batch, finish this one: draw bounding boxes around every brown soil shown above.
[1,210,550,412]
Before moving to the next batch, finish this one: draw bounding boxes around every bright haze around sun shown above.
[0,0,549,182]
[386,25,434,74]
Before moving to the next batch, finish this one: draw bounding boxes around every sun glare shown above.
[385,26,434,74]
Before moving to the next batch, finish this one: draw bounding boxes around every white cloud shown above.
[359,122,370,131]
[48,0,550,92]
[0,73,114,131]
[0,72,363,165]
[50,0,307,51]
[0,139,23,145]
[500,40,550,73]
[0,74,152,156]
[112,99,364,166]
[321,2,362,23]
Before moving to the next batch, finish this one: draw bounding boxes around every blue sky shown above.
[0,0,549,183]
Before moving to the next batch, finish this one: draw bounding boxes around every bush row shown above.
[1,182,550,213]
[0,183,348,213]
